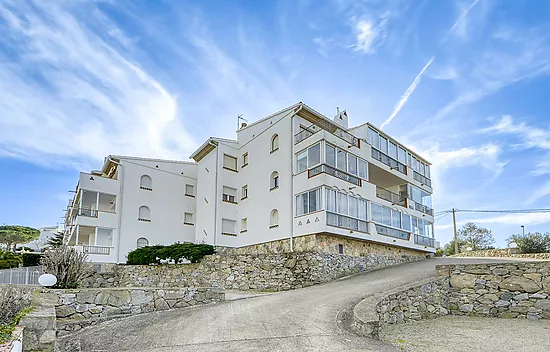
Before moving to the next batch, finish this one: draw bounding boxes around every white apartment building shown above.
[64,102,436,263]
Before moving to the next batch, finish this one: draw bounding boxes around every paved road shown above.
[62,258,521,352]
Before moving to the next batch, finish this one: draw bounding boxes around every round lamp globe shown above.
[38,274,57,287]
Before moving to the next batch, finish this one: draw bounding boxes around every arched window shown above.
[140,175,152,190]
[138,206,151,222]
[137,237,149,248]
[270,171,279,190]
[270,134,279,152]
[270,209,279,228]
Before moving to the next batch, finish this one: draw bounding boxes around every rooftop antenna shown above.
[237,114,248,130]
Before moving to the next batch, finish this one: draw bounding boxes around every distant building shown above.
[64,102,435,263]
[25,226,63,251]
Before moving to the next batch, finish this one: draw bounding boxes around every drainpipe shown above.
[208,140,219,246]
[108,157,124,263]
[289,105,304,252]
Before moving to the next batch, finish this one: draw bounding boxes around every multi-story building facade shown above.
[64,102,436,263]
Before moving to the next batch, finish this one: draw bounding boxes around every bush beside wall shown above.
[126,243,215,265]
[22,253,42,267]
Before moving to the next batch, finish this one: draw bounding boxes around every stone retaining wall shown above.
[452,248,550,260]
[0,285,37,325]
[49,287,224,336]
[439,262,550,319]
[86,249,425,291]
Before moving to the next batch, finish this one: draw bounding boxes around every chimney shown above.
[240,122,248,129]
[333,108,349,129]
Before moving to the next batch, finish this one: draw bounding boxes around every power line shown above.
[436,208,550,215]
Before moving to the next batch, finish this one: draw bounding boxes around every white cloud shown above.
[380,56,435,130]
[436,212,550,231]
[480,115,550,150]
[428,65,458,80]
[0,0,196,168]
[526,181,550,205]
[449,0,481,39]
[533,158,550,176]
[353,19,384,54]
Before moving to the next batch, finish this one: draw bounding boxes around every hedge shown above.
[22,253,42,267]
[127,243,215,265]
[0,250,20,269]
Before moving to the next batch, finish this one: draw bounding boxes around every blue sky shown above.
[1,0,550,247]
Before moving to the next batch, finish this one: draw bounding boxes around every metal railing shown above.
[305,118,360,148]
[414,202,434,216]
[371,149,407,174]
[376,186,407,207]
[414,234,435,247]
[82,245,111,255]
[78,208,98,218]
[0,266,43,285]
[326,212,368,233]
[374,224,410,240]
[413,171,432,187]
[294,127,319,144]
[309,163,361,186]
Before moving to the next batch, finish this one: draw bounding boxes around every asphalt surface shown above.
[61,258,529,352]
[381,315,550,352]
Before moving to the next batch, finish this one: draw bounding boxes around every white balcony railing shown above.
[82,245,111,255]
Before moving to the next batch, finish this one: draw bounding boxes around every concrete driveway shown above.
[61,258,527,352]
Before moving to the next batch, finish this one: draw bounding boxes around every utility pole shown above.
[452,208,458,254]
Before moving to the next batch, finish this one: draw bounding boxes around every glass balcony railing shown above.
[294,127,319,144]
[308,164,361,186]
[371,149,407,174]
[414,234,435,247]
[326,212,368,233]
[413,171,432,187]
[376,186,407,207]
[374,224,410,240]
[305,118,360,148]
[414,202,434,216]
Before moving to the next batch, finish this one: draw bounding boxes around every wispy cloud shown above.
[436,212,550,231]
[480,115,550,150]
[526,181,550,205]
[449,0,481,39]
[380,56,435,130]
[352,17,388,54]
[533,158,550,176]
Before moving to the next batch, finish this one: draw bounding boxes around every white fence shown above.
[0,266,43,285]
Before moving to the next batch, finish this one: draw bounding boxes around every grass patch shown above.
[0,307,34,344]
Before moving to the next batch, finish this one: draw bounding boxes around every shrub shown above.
[127,243,215,265]
[0,250,21,269]
[0,307,34,344]
[22,253,42,267]
[41,246,94,289]
[507,232,550,254]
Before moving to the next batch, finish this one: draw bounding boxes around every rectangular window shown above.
[348,197,358,219]
[391,209,401,229]
[358,159,368,180]
[382,206,392,226]
[412,217,418,235]
[402,214,411,232]
[338,244,344,254]
[420,162,426,176]
[222,186,237,203]
[336,148,347,171]
[425,165,431,179]
[242,153,248,167]
[358,199,368,220]
[371,203,383,223]
[347,154,357,175]
[379,136,388,154]
[185,184,195,197]
[326,144,336,167]
[223,154,237,171]
[337,192,348,215]
[221,218,236,235]
[413,158,420,172]
[241,218,247,232]
[308,188,320,213]
[398,147,407,163]
[326,188,337,212]
[242,185,248,199]
[418,219,426,236]
[308,143,321,168]
[297,150,308,173]
[367,127,378,147]
[389,142,398,160]
[96,228,113,246]
[184,212,194,225]
[296,189,322,216]
[407,153,412,167]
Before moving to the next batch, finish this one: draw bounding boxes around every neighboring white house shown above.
[64,102,436,263]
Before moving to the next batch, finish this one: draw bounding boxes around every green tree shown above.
[0,226,40,252]
[444,239,466,255]
[457,222,495,251]
[46,232,65,248]
[507,232,550,254]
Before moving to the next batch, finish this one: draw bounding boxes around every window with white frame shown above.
[296,142,321,173]
[223,154,238,172]
[270,171,279,190]
[270,209,279,228]
[185,184,195,197]
[96,228,113,246]
[271,134,279,152]
[242,185,248,199]
[222,186,237,203]
[412,217,434,238]
[138,206,151,222]
[367,127,378,148]
[389,142,398,160]
[325,188,368,220]
[326,142,368,180]
[398,147,407,164]
[242,152,248,167]
[221,218,236,236]
[336,148,347,171]
[379,136,388,154]
[241,218,247,232]
[371,202,413,233]
[326,144,336,167]
[137,237,149,248]
[408,184,432,208]
[184,212,194,225]
[296,150,308,173]
[140,175,152,190]
[296,188,322,216]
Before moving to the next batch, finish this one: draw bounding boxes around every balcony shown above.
[78,208,99,218]
[294,127,319,144]
[374,224,410,240]
[82,245,111,255]
[309,164,361,186]
[326,212,368,233]
[304,117,360,148]
[376,186,407,207]
[371,149,407,175]
[414,234,435,247]
[413,171,432,187]
[414,202,434,216]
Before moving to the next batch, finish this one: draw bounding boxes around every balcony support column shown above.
[75,225,79,245]
[96,191,100,212]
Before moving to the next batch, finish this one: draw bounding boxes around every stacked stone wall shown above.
[452,248,550,260]
[0,285,37,325]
